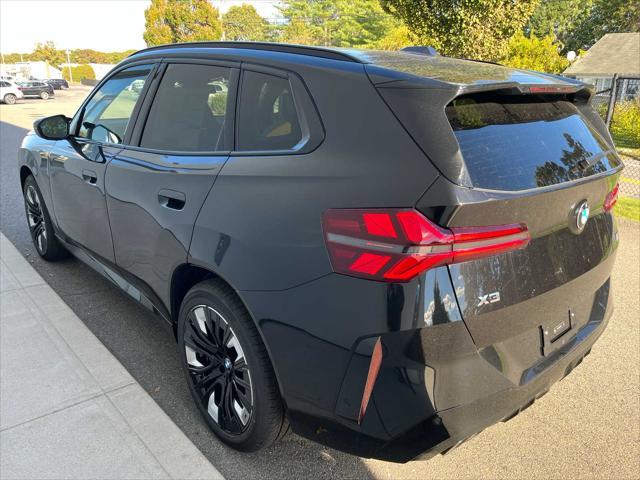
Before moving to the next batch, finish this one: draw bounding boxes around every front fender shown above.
[19,133,57,225]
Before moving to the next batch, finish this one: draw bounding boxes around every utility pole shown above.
[218,0,226,40]
[65,49,73,83]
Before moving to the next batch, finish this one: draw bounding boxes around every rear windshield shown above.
[446,94,620,191]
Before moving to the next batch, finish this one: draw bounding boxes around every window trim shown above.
[233,63,325,156]
[69,60,160,148]
[127,58,240,157]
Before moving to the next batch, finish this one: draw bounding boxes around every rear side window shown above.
[446,94,621,191]
[237,70,302,151]
[140,63,232,152]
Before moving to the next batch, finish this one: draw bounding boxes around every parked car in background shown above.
[45,78,69,90]
[18,42,622,463]
[16,80,54,100]
[0,80,24,104]
[125,78,145,93]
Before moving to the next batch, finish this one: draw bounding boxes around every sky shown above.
[0,0,283,54]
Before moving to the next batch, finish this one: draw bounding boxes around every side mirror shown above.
[34,114,70,140]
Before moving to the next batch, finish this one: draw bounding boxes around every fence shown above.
[592,75,640,200]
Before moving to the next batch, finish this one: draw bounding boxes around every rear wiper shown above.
[577,149,612,170]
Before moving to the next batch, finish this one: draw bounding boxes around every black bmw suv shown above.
[19,42,622,462]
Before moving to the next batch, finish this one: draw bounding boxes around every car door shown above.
[106,60,238,308]
[49,63,156,263]
[20,82,35,95]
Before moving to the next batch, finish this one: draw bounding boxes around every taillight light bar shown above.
[322,209,530,282]
[604,183,619,212]
[527,85,578,94]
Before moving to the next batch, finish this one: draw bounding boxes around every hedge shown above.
[61,64,96,83]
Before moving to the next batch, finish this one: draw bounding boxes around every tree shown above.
[2,53,30,63]
[223,5,268,41]
[278,0,393,47]
[143,0,222,47]
[280,18,316,44]
[503,31,569,73]
[380,0,540,61]
[71,49,107,64]
[30,41,65,66]
[526,0,593,49]
[563,0,640,52]
[372,22,418,50]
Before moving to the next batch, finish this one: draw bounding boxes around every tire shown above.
[3,93,16,105]
[178,279,288,451]
[40,91,49,100]
[22,175,69,261]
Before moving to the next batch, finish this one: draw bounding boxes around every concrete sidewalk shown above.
[0,233,222,480]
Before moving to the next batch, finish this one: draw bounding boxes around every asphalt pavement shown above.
[0,89,638,479]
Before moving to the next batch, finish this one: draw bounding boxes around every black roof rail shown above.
[129,41,364,63]
[401,46,439,56]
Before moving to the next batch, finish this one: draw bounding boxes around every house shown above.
[563,33,640,100]
[0,61,63,80]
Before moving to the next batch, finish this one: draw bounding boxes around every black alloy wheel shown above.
[24,183,48,255]
[178,280,288,451]
[22,175,68,261]
[184,304,254,434]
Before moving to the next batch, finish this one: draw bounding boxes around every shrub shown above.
[208,92,227,116]
[610,99,640,149]
[503,31,569,74]
[61,64,95,83]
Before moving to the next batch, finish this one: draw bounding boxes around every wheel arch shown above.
[170,263,287,400]
[20,165,33,189]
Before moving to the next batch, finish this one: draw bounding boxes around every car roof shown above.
[127,41,584,90]
[131,41,363,63]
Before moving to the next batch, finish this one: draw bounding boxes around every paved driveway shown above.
[1,91,638,479]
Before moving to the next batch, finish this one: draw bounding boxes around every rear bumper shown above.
[287,283,612,462]
[419,292,612,460]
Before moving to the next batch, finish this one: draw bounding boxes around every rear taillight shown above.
[604,183,619,212]
[322,209,530,282]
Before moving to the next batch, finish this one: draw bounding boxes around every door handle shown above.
[82,169,98,185]
[158,189,186,210]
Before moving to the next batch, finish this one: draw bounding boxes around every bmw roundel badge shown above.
[569,200,590,234]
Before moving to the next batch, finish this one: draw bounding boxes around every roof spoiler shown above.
[401,46,439,56]
[459,81,593,98]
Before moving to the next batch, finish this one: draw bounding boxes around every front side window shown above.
[237,70,302,151]
[140,63,232,152]
[77,64,152,144]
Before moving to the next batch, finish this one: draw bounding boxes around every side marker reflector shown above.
[358,337,383,424]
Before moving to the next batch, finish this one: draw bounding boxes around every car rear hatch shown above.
[368,53,623,384]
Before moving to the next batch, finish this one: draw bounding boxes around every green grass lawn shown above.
[617,147,640,159]
[615,197,640,222]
